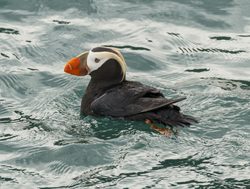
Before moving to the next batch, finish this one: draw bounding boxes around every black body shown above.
[81,58,197,127]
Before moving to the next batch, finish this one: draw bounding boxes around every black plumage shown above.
[80,57,197,127]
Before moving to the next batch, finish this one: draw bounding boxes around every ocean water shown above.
[0,0,250,188]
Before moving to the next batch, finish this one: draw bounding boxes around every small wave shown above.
[0,164,44,182]
[0,74,28,96]
[0,134,17,141]
[48,161,72,174]
[1,52,10,58]
[167,32,180,37]
[27,68,39,71]
[178,47,245,55]
[166,31,247,63]
[238,34,250,37]
[196,48,245,54]
[166,31,201,64]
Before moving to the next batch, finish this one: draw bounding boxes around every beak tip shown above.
[64,57,82,76]
[64,64,70,74]
[64,57,87,76]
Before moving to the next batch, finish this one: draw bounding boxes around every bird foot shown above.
[145,119,173,137]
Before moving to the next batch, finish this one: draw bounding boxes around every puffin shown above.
[64,47,197,136]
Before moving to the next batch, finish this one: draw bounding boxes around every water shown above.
[0,0,250,188]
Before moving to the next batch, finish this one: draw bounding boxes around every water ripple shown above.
[104,44,150,51]
[0,0,250,188]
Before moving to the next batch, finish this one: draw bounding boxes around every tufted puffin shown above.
[64,47,197,136]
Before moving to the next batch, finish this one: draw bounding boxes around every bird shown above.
[64,46,197,136]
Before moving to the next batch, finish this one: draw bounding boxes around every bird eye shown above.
[94,58,100,63]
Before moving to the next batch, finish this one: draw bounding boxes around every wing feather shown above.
[90,81,186,117]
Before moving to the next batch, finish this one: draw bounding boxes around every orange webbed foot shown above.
[145,119,174,137]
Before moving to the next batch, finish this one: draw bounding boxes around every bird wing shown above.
[90,81,186,117]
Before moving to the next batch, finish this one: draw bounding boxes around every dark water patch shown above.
[71,116,153,140]
[202,77,250,91]
[185,68,210,73]
[12,53,20,60]
[1,52,20,59]
[53,20,70,25]
[210,36,234,40]
[195,48,245,54]
[209,78,237,91]
[104,45,150,51]
[235,80,250,90]
[84,118,135,140]
[22,119,51,131]
[72,165,149,188]
[0,164,44,179]
[175,180,206,186]
[5,111,52,131]
[152,155,212,170]
[0,176,17,183]
[147,39,153,42]
[0,117,12,123]
[193,178,250,189]
[54,139,89,146]
[26,40,32,43]
[0,27,19,35]
[1,52,10,58]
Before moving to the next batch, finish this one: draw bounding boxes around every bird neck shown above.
[81,60,124,115]
[88,58,125,92]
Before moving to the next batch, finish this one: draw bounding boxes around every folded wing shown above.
[90,81,186,117]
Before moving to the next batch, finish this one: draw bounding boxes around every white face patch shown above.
[85,47,127,81]
[87,50,109,73]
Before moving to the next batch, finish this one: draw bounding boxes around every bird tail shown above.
[157,106,198,127]
[178,113,198,127]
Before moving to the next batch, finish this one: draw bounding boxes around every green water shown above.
[0,0,250,188]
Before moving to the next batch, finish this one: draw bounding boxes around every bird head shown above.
[64,47,126,82]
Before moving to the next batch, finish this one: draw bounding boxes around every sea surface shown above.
[0,0,250,188]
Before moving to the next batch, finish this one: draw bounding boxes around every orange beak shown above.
[64,57,88,76]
